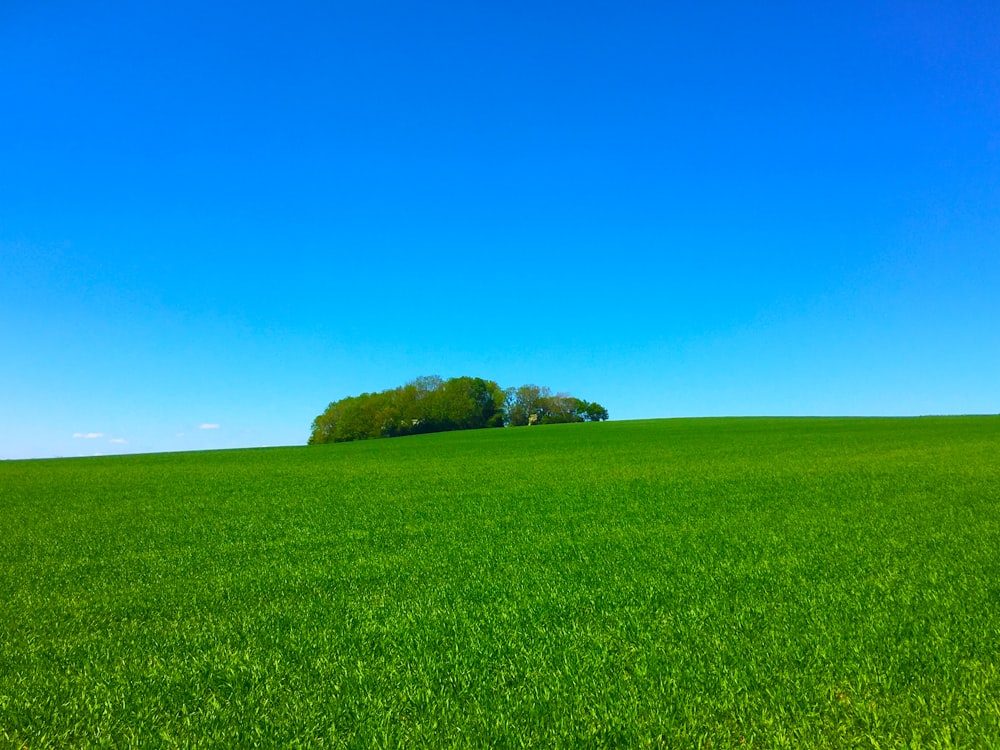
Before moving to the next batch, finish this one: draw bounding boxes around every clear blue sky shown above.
[2,1,998,459]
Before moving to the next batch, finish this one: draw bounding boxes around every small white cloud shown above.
[109,438,127,444]
[176,432,186,438]
[198,423,220,430]
[73,432,104,439]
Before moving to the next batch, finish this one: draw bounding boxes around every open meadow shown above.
[2,417,999,747]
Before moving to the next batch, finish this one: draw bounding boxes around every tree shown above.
[538,393,585,424]
[309,376,607,444]
[506,384,551,426]
[581,401,609,422]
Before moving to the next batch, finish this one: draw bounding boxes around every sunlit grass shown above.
[2,417,999,746]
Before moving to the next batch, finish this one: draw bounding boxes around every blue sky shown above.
[2,1,998,459]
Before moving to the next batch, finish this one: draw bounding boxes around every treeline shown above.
[308,375,608,445]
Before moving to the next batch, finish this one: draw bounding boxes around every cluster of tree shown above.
[504,384,609,426]
[308,376,608,444]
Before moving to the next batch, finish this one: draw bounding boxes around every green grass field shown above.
[2,417,999,747]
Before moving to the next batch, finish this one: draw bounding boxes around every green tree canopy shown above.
[309,376,607,444]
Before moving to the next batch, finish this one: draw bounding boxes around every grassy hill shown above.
[2,417,999,747]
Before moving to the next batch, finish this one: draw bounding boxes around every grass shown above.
[2,416,999,747]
